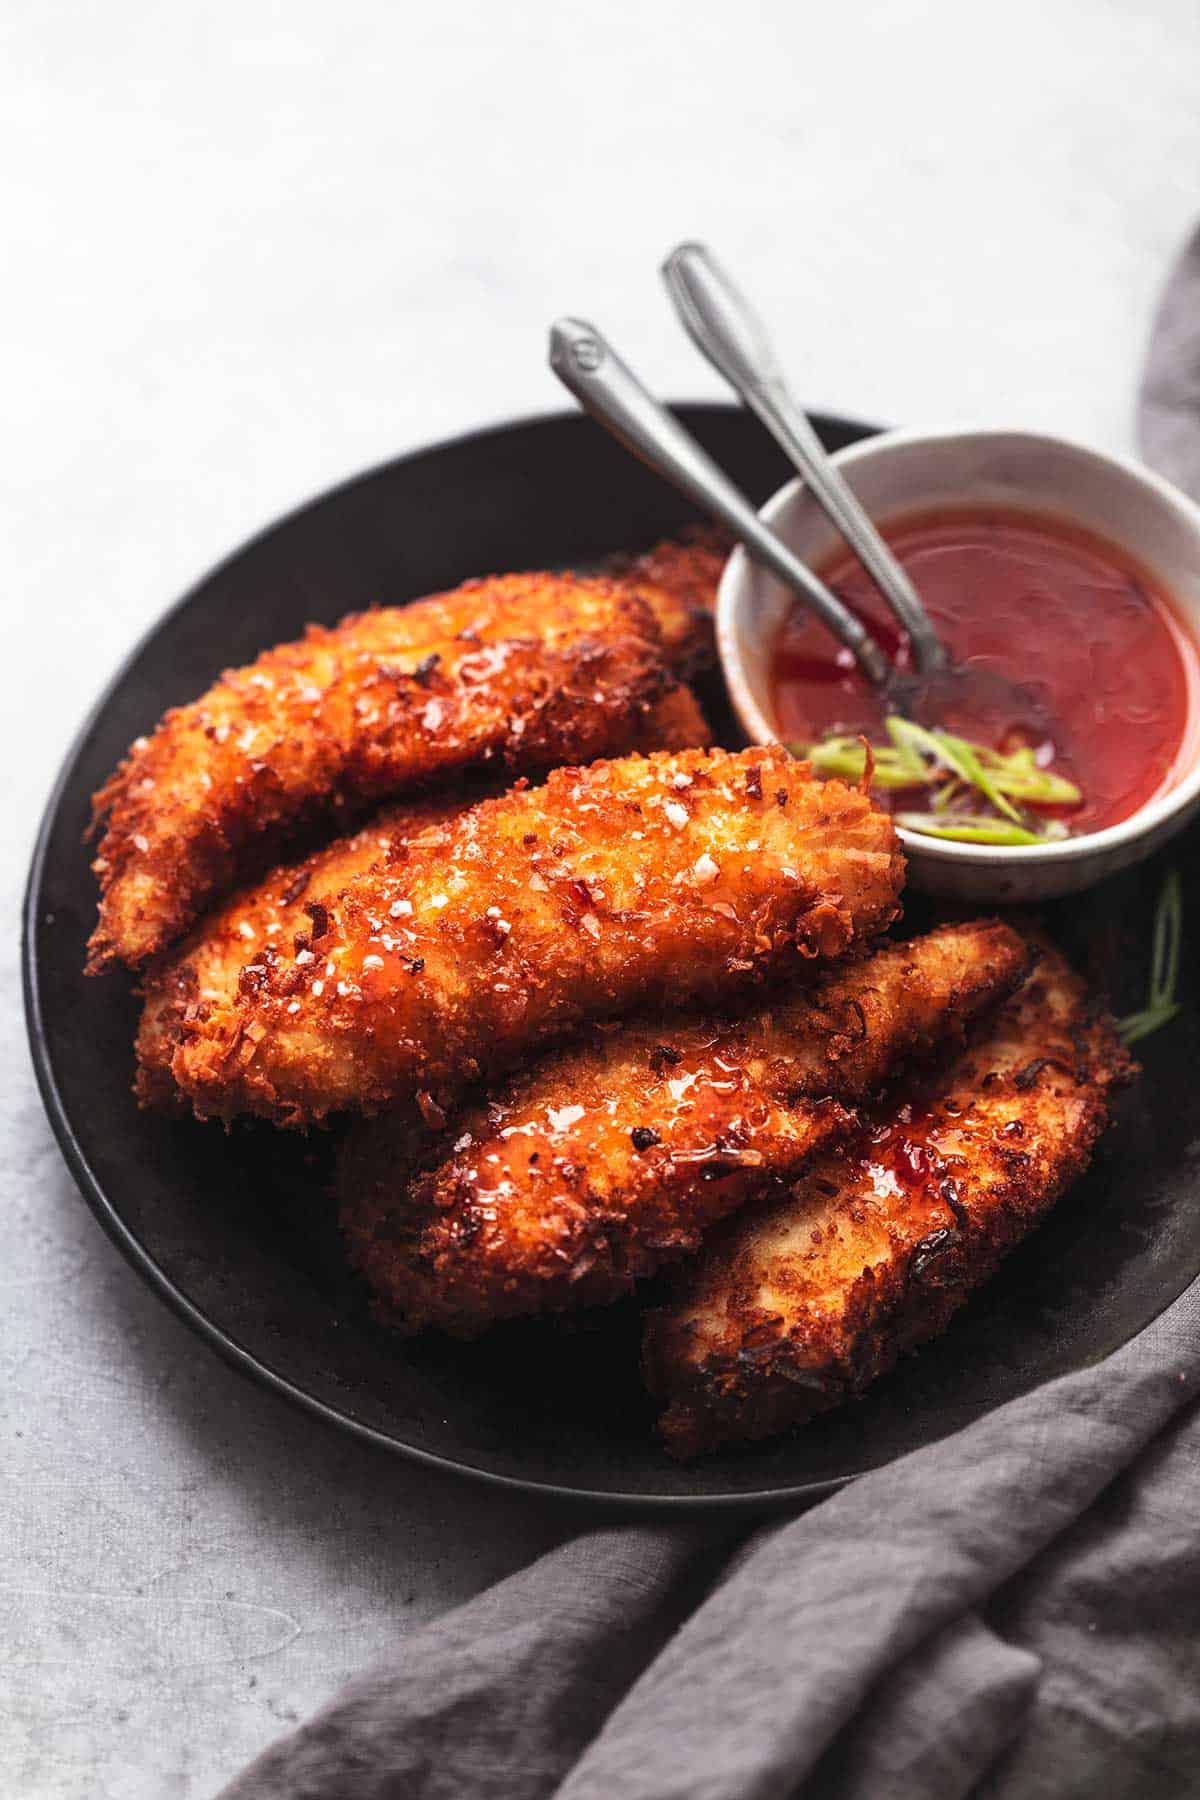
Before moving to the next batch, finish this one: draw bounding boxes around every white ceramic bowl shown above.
[718,428,1200,901]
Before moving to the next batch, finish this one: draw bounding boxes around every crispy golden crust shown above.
[339,922,1032,1337]
[135,688,711,1110]
[627,683,711,753]
[88,572,683,974]
[615,528,730,676]
[134,688,712,1111]
[133,799,455,1111]
[168,747,904,1127]
[645,943,1137,1457]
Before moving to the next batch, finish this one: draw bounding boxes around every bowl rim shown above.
[716,423,1200,869]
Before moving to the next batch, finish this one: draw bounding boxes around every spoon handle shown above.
[661,242,947,677]
[548,317,891,688]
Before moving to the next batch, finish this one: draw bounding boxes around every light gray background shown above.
[4,4,1198,1794]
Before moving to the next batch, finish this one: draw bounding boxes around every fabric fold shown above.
[805,1612,1040,1800]
[978,1386,1200,1799]
[552,1296,1197,1800]
[218,1289,1199,1800]
[1138,223,1200,497]
[218,1523,722,1800]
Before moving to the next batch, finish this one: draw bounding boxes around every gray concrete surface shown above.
[4,2,1198,1793]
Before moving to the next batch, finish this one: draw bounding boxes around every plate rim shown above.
[24,399,964,1513]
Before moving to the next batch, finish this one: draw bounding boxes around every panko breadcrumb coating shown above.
[135,685,711,1110]
[338,922,1031,1336]
[167,746,904,1127]
[89,568,710,974]
[614,527,730,675]
[645,942,1135,1457]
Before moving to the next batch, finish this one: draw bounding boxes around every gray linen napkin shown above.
[1139,224,1200,494]
[219,234,1200,1800]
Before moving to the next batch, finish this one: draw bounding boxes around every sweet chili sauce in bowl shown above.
[770,506,1196,837]
[717,429,1200,901]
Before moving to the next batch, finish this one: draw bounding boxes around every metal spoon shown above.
[662,241,947,676]
[548,317,893,690]
[660,242,1050,733]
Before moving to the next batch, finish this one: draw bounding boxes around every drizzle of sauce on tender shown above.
[856,1103,971,1275]
[770,506,1199,834]
[862,1105,947,1204]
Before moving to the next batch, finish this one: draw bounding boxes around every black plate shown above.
[23,405,1199,1510]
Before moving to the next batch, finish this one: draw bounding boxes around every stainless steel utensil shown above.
[548,316,893,689]
[659,241,1050,731]
[662,242,947,675]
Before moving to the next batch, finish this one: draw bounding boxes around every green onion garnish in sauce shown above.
[790,716,1081,848]
[891,814,1065,847]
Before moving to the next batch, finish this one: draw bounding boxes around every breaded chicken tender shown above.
[339,922,1032,1336]
[134,798,456,1111]
[644,942,1136,1457]
[621,682,711,754]
[88,572,688,974]
[168,746,904,1127]
[135,686,711,1110]
[615,528,730,675]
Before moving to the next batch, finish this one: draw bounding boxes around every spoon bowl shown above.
[886,660,1056,739]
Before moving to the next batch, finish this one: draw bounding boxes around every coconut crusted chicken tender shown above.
[134,798,456,1111]
[614,528,730,675]
[88,569,702,975]
[338,922,1032,1337]
[644,941,1136,1458]
[168,746,904,1127]
[135,685,711,1110]
[621,682,711,755]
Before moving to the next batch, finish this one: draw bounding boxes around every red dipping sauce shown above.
[770,507,1199,835]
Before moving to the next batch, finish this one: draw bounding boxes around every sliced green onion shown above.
[1117,1003,1182,1046]
[886,719,1021,823]
[894,812,1052,846]
[982,765,1081,805]
[1119,870,1184,1045]
[788,738,913,787]
[1150,868,1183,1012]
[972,742,1081,805]
[942,731,1025,823]
[883,716,930,783]
[791,720,1081,817]
[931,778,965,814]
